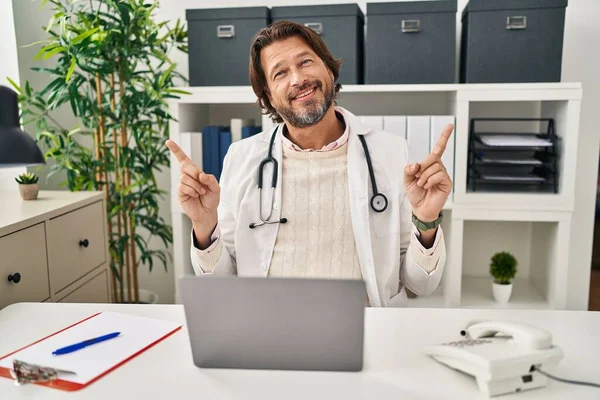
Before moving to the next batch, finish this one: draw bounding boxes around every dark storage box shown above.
[365,0,457,84]
[460,0,568,83]
[187,7,270,86]
[271,4,364,84]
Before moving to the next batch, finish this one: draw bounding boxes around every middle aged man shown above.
[167,21,453,307]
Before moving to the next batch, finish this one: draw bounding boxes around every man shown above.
[166,21,453,307]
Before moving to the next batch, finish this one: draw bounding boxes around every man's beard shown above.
[275,79,334,129]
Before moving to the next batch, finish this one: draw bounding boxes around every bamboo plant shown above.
[9,0,188,303]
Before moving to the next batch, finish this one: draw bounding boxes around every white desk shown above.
[0,303,598,399]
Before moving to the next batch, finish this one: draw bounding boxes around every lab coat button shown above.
[273,202,279,210]
[261,263,267,270]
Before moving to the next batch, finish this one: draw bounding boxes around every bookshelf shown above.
[168,82,588,310]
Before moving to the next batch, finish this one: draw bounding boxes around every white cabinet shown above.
[0,191,111,310]
[167,83,589,310]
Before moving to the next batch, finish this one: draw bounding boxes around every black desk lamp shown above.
[0,85,45,166]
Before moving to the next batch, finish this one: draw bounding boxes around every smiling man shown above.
[166,21,453,307]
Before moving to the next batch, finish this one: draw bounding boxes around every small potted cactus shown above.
[490,251,518,303]
[15,172,40,200]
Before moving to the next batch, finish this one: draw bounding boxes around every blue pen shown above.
[52,332,121,356]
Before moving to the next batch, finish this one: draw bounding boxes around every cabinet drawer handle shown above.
[304,22,323,35]
[506,16,527,30]
[8,273,21,284]
[402,19,421,33]
[217,25,235,38]
[79,239,90,248]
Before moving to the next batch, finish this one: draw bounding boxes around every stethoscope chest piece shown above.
[371,193,388,213]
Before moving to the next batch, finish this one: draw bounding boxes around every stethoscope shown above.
[249,124,388,229]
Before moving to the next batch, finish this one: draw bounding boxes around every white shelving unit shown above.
[168,83,586,310]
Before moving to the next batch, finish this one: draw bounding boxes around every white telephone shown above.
[422,320,564,397]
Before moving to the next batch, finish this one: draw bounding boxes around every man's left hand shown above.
[404,124,454,224]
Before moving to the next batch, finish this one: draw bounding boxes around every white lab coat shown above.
[190,106,446,307]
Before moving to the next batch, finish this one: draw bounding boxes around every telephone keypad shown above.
[443,339,493,348]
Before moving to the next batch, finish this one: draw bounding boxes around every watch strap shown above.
[412,212,443,231]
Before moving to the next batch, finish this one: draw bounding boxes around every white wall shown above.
[560,0,600,309]
[12,0,600,307]
[0,0,24,190]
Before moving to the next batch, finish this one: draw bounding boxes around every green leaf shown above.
[41,46,67,60]
[71,27,100,45]
[6,77,22,94]
[21,40,52,48]
[164,88,191,95]
[65,57,76,83]
[158,63,175,88]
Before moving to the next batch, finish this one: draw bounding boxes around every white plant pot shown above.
[492,282,513,303]
[118,288,159,304]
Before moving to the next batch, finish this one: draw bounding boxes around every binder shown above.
[430,115,456,183]
[358,116,384,131]
[219,130,232,180]
[0,312,181,391]
[407,116,430,164]
[179,132,203,170]
[201,126,221,178]
[383,116,407,139]
[230,118,255,142]
[242,126,261,139]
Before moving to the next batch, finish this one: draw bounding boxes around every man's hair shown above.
[249,21,343,123]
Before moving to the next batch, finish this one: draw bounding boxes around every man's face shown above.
[261,36,335,128]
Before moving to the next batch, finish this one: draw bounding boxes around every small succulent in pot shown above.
[15,172,40,200]
[489,251,518,303]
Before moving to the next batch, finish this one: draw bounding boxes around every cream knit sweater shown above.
[267,142,362,279]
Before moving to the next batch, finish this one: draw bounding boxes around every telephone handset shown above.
[423,320,564,397]
[462,320,553,350]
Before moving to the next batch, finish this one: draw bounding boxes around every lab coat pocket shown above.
[368,171,402,238]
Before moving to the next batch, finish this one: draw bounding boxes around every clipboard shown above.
[0,311,182,391]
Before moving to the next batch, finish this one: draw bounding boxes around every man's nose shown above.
[290,69,307,87]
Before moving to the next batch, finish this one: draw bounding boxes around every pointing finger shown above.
[431,124,454,157]
[166,139,191,163]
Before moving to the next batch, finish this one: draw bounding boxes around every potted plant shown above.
[490,251,518,303]
[9,0,188,304]
[15,172,40,200]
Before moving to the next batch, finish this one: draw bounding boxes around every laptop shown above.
[179,276,367,372]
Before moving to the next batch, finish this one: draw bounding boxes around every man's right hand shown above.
[166,139,220,249]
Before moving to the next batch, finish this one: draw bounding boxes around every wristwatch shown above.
[412,212,443,231]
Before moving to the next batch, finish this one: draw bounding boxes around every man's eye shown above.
[302,59,312,65]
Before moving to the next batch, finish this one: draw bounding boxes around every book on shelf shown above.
[199,119,262,181]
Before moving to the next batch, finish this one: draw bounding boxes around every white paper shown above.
[479,157,542,165]
[478,135,552,147]
[481,174,545,182]
[0,312,181,385]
